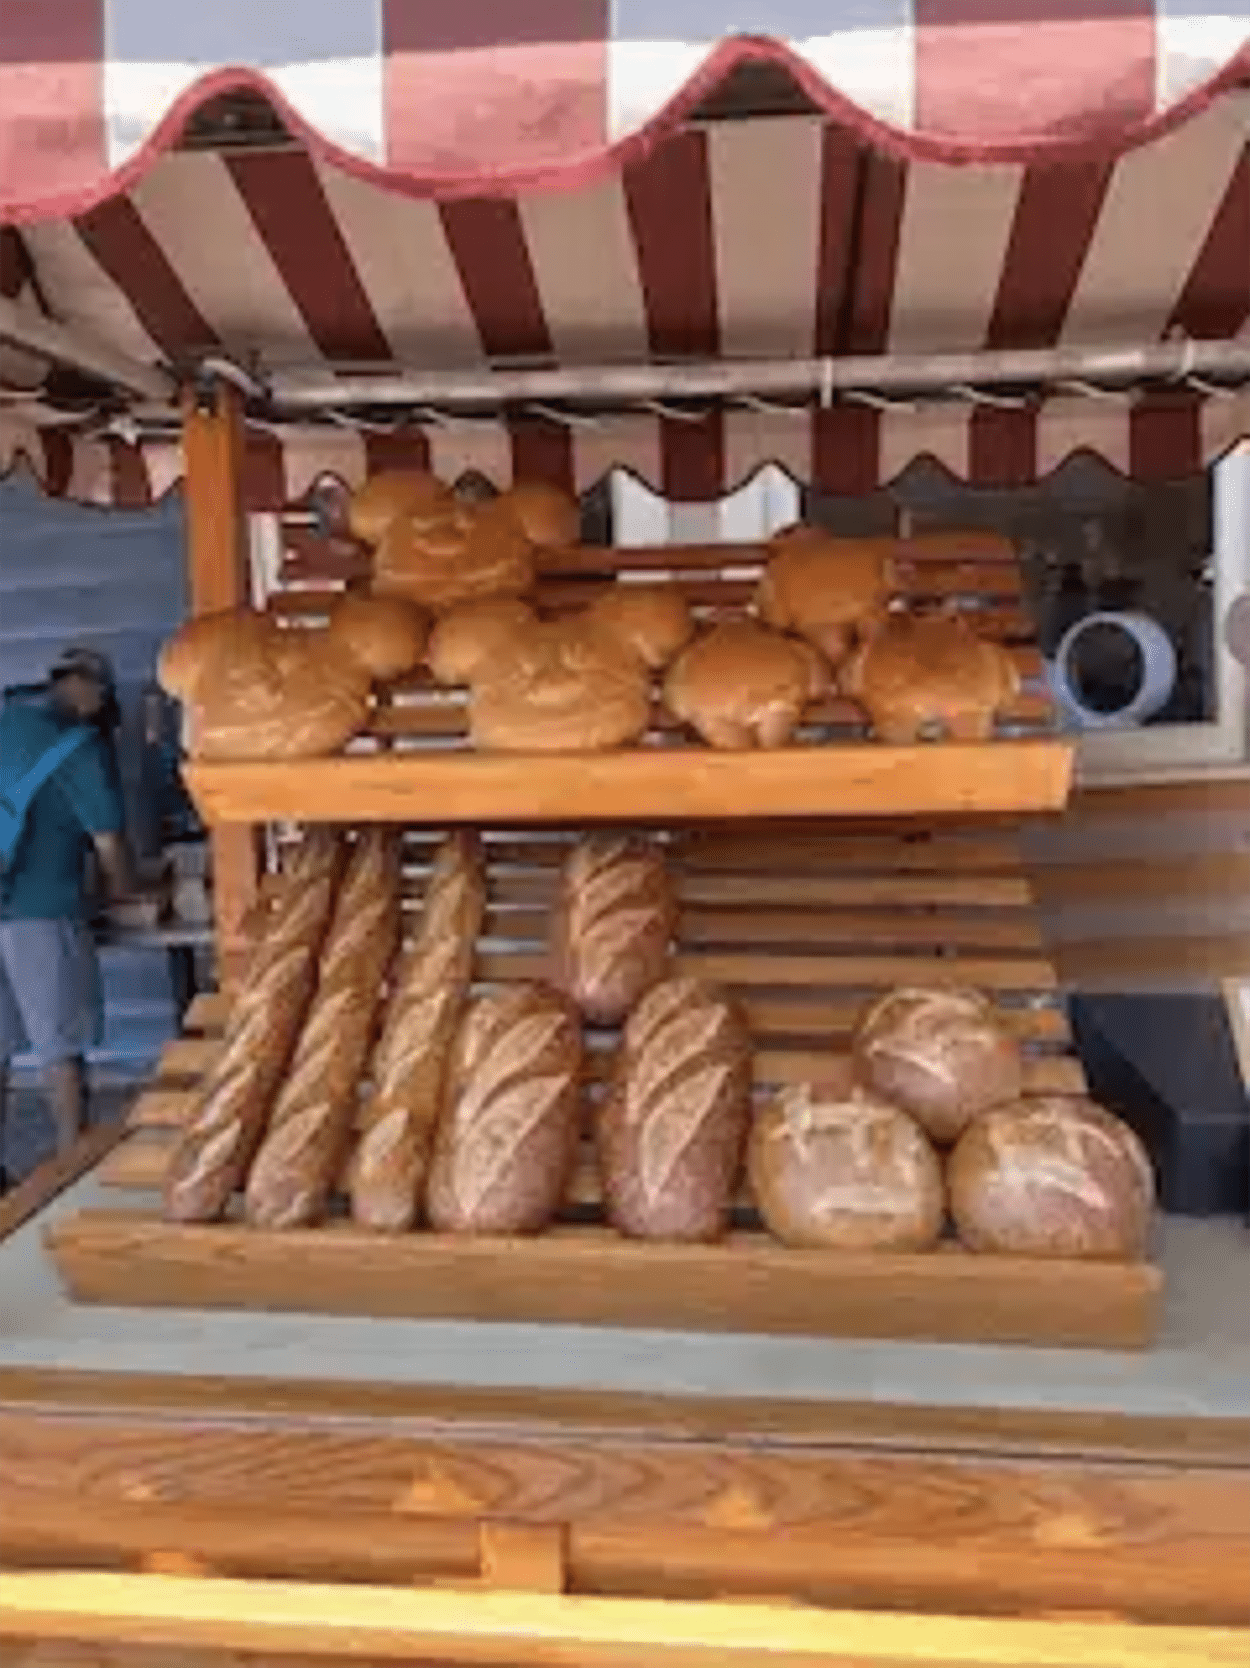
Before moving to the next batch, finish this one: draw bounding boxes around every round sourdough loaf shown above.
[853,987,1023,1144]
[599,976,752,1241]
[749,1066,945,1251]
[948,1095,1155,1259]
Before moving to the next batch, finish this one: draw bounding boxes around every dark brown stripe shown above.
[509,415,575,493]
[439,198,552,362]
[0,224,32,298]
[240,429,288,512]
[39,431,73,498]
[108,437,152,507]
[969,408,1038,486]
[227,152,391,364]
[840,151,906,355]
[662,411,724,503]
[986,161,1113,349]
[363,426,432,476]
[812,407,879,497]
[1168,143,1250,340]
[814,126,864,357]
[624,128,719,361]
[74,195,218,360]
[1129,392,1203,482]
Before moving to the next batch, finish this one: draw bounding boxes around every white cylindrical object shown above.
[1049,611,1177,731]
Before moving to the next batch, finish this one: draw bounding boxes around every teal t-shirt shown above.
[0,689,124,921]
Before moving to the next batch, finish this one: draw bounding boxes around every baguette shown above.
[243,829,403,1229]
[349,831,486,1231]
[162,829,346,1223]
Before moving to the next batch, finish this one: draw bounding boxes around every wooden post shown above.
[181,381,260,991]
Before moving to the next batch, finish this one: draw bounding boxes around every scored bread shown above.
[550,833,676,1025]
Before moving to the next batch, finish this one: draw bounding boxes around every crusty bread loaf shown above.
[426,598,537,686]
[243,830,403,1229]
[348,470,451,548]
[373,493,536,613]
[853,987,1023,1144]
[948,1096,1155,1259]
[469,617,652,752]
[583,586,694,670]
[350,832,486,1232]
[159,599,426,760]
[550,833,676,1025]
[163,830,346,1223]
[840,610,1020,744]
[426,984,583,1234]
[756,527,893,666]
[495,481,581,550]
[599,977,752,1241]
[748,1064,945,1251]
[663,621,825,749]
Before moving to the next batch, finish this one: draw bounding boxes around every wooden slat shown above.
[183,743,1073,828]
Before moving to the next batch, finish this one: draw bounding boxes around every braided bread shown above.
[243,829,403,1229]
[349,832,486,1232]
[162,829,346,1223]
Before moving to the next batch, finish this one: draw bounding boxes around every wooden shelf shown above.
[183,740,1075,826]
[46,1210,1162,1349]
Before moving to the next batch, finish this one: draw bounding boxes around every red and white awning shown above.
[1,4,1248,220]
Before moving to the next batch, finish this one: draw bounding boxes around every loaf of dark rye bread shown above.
[598,976,752,1242]
[549,832,676,1026]
[162,829,347,1223]
[243,828,403,1229]
[349,831,486,1231]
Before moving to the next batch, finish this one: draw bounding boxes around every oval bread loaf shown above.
[853,987,1023,1143]
[749,1067,945,1251]
[948,1095,1156,1259]
[350,832,486,1232]
[163,829,346,1223]
[599,977,752,1242]
[426,983,583,1235]
[550,833,676,1025]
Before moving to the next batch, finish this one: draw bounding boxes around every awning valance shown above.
[1,5,1248,221]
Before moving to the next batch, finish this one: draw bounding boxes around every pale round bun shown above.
[758,527,893,666]
[584,586,694,670]
[664,620,819,749]
[496,481,581,550]
[348,470,451,547]
[749,1064,945,1251]
[327,594,428,682]
[948,1096,1155,1259]
[427,598,538,686]
[853,987,1023,1144]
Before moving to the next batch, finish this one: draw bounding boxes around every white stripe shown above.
[708,118,825,358]
[426,423,514,489]
[67,440,113,505]
[518,175,649,365]
[281,428,367,505]
[577,417,664,502]
[129,153,319,367]
[1202,388,1250,463]
[888,160,1022,353]
[1035,396,1131,478]
[1062,90,1250,347]
[315,160,483,368]
[722,409,809,491]
[19,222,162,366]
[102,0,384,168]
[1155,4,1250,109]
[879,404,968,483]
[143,439,186,505]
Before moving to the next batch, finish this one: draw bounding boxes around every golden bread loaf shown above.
[841,611,1019,744]
[757,526,893,665]
[663,620,826,749]
[550,833,676,1025]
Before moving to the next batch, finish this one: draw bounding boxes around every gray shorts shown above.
[0,919,103,1070]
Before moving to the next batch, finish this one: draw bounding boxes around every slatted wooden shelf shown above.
[49,821,1161,1350]
[181,531,1073,827]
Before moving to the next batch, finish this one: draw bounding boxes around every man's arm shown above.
[92,830,136,904]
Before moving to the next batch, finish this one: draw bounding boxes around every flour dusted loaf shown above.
[582,586,694,671]
[841,610,1019,744]
[426,984,583,1235]
[756,526,893,666]
[163,830,346,1223]
[599,977,752,1241]
[748,1065,945,1251]
[853,987,1023,1144]
[426,599,537,686]
[468,616,653,752]
[949,1096,1155,1259]
[664,620,828,749]
[350,832,486,1232]
[159,596,427,760]
[243,829,403,1230]
[550,834,676,1025]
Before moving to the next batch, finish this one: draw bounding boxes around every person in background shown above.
[0,647,141,1188]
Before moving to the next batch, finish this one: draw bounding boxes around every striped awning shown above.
[3,71,1249,506]
[2,4,1248,220]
